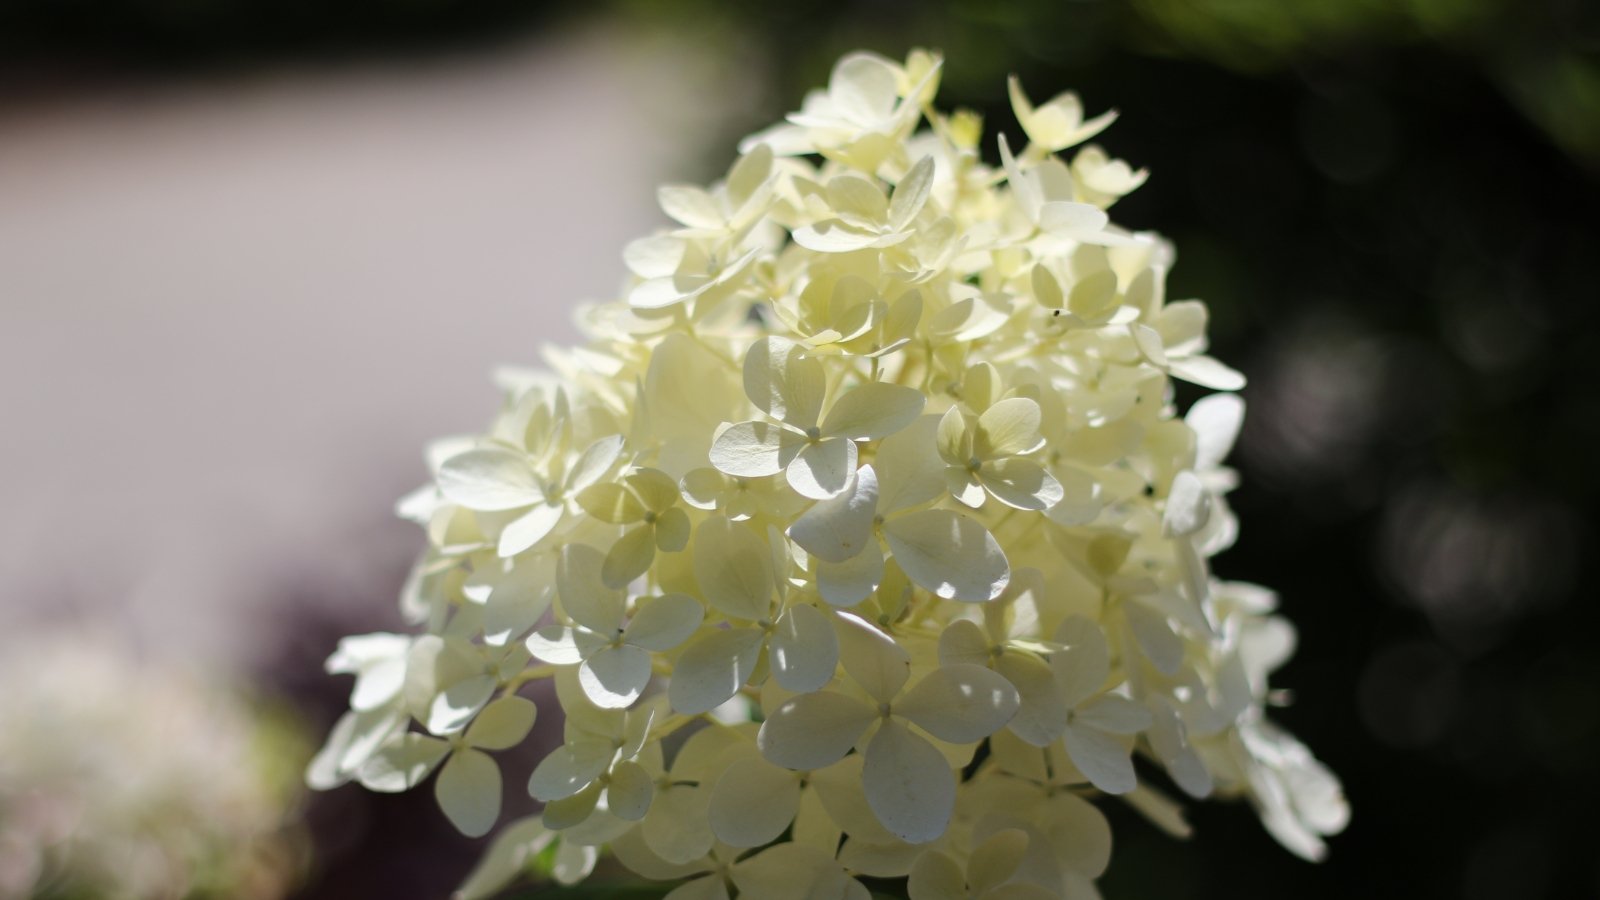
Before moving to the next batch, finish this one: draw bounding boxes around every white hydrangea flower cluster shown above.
[310,49,1348,899]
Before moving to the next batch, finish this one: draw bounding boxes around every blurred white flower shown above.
[0,633,303,899]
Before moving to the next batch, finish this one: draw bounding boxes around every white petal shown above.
[437,448,544,511]
[1038,200,1108,236]
[1162,470,1212,540]
[606,759,656,821]
[732,842,854,899]
[465,696,538,750]
[1124,600,1183,676]
[453,816,552,900]
[907,851,967,900]
[558,543,626,634]
[895,663,1020,744]
[1075,695,1152,735]
[358,733,448,792]
[770,603,840,693]
[1186,392,1245,471]
[821,383,926,440]
[862,720,955,844]
[787,438,858,500]
[525,625,585,666]
[1146,696,1212,800]
[427,673,497,736]
[624,593,704,651]
[436,748,502,837]
[744,336,825,426]
[667,627,765,715]
[643,783,717,864]
[1039,791,1114,877]
[883,509,1010,602]
[874,417,946,513]
[709,421,803,478]
[603,525,658,588]
[496,502,564,557]
[968,828,1030,894]
[789,466,878,563]
[1050,617,1110,707]
[936,619,990,668]
[1168,355,1246,391]
[1064,723,1138,795]
[664,876,730,900]
[541,782,601,830]
[527,739,613,801]
[982,459,1064,511]
[888,155,936,231]
[991,659,1063,751]
[818,541,885,607]
[693,517,775,621]
[834,610,911,703]
[976,398,1044,458]
[564,435,624,494]
[709,757,801,847]
[579,645,652,709]
[757,691,876,770]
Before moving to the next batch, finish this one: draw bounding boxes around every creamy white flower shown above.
[305,46,1345,900]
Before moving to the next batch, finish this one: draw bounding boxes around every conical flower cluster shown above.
[309,50,1348,899]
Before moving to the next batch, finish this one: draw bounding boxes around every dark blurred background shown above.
[3,1,1597,898]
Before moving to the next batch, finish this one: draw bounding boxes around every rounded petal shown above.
[1075,694,1152,735]
[709,757,801,847]
[1168,355,1246,391]
[437,448,543,511]
[579,645,653,709]
[787,438,858,500]
[358,733,449,793]
[667,627,765,715]
[527,739,613,801]
[995,653,1065,747]
[982,459,1064,511]
[895,663,1020,744]
[874,416,946,513]
[745,336,826,427]
[558,544,626,634]
[427,673,497,736]
[834,610,911,703]
[907,851,967,900]
[643,784,716,864]
[655,506,692,552]
[862,720,955,844]
[710,420,804,478]
[497,502,564,557]
[624,592,704,652]
[883,509,1010,602]
[976,398,1044,458]
[693,517,775,621]
[1162,470,1211,538]
[757,691,876,770]
[606,759,655,821]
[967,828,1029,893]
[788,466,878,563]
[1186,392,1245,471]
[821,383,926,440]
[603,525,658,588]
[818,540,885,607]
[525,625,585,666]
[770,603,840,693]
[1051,617,1110,707]
[936,619,991,668]
[453,816,552,900]
[436,748,502,838]
[1064,723,1138,795]
[731,842,854,900]
[465,695,537,750]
